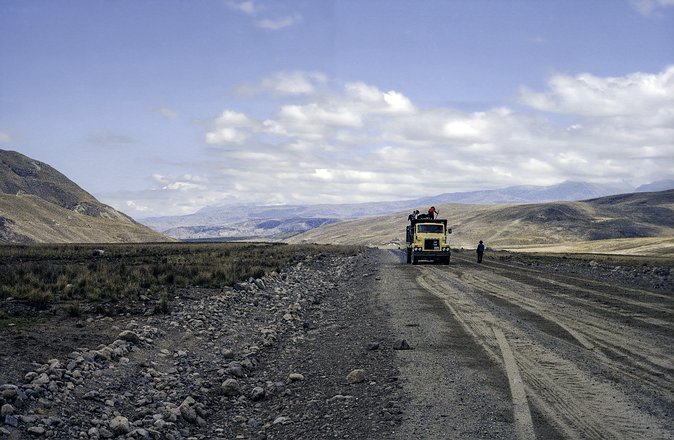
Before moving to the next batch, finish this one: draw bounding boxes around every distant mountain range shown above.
[142,179,674,241]
[0,149,170,243]
[287,189,674,256]
[2,147,672,246]
[635,179,674,193]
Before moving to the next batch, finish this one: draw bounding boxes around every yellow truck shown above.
[405,219,451,265]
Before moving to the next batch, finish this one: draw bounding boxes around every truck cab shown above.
[405,219,451,265]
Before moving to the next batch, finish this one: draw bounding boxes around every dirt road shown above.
[2,248,672,439]
[378,249,673,439]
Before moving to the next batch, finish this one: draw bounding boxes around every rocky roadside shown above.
[1,249,404,439]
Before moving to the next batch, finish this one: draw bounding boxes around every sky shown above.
[1,0,673,218]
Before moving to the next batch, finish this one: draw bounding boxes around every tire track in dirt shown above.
[453,254,674,375]
[416,264,673,439]
[492,326,536,440]
[462,256,674,330]
[453,269,674,401]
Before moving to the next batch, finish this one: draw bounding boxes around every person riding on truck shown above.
[428,206,439,219]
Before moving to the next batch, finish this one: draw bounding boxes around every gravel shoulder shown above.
[0,249,404,439]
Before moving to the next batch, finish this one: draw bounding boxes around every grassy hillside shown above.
[287,190,674,256]
[0,195,170,243]
[0,150,170,243]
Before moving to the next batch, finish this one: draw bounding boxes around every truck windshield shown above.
[417,224,444,233]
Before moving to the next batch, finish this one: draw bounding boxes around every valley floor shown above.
[1,249,672,439]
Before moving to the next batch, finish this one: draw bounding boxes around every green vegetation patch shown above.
[0,243,361,305]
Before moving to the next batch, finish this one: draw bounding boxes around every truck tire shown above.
[406,248,412,264]
[442,256,450,265]
[412,257,418,265]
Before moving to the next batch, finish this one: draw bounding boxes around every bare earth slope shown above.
[0,150,169,243]
[287,190,674,256]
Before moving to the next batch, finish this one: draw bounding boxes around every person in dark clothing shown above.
[407,210,419,222]
[476,240,485,263]
[428,206,438,219]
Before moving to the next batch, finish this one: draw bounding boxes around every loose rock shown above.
[250,387,265,402]
[288,373,304,381]
[393,339,412,350]
[346,369,366,384]
[109,415,130,436]
[221,379,241,396]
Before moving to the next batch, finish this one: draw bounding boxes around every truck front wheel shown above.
[406,248,412,264]
[412,257,418,265]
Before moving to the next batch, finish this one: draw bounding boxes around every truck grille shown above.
[424,239,440,250]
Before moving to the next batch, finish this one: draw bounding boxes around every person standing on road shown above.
[476,240,485,263]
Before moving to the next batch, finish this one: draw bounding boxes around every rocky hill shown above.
[0,149,170,243]
[287,190,674,256]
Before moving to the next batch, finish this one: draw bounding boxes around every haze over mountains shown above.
[142,179,674,242]
[0,150,170,243]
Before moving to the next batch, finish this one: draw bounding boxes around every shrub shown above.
[154,295,172,315]
[66,302,83,318]
[26,290,52,309]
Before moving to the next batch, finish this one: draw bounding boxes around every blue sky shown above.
[1,0,673,217]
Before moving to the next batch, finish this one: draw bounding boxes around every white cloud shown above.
[226,0,259,16]
[206,127,249,144]
[206,110,259,145]
[236,71,327,96]
[442,116,490,141]
[107,186,231,218]
[214,110,256,127]
[276,103,363,128]
[154,175,208,194]
[256,14,302,30]
[117,67,674,216]
[345,82,416,114]
[155,107,179,119]
[125,200,150,213]
[227,1,302,31]
[0,131,12,143]
[164,181,207,191]
[152,173,208,191]
[630,0,674,16]
[519,66,674,117]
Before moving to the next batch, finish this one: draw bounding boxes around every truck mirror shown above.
[448,228,452,234]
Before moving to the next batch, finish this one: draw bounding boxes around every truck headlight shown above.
[414,247,422,252]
